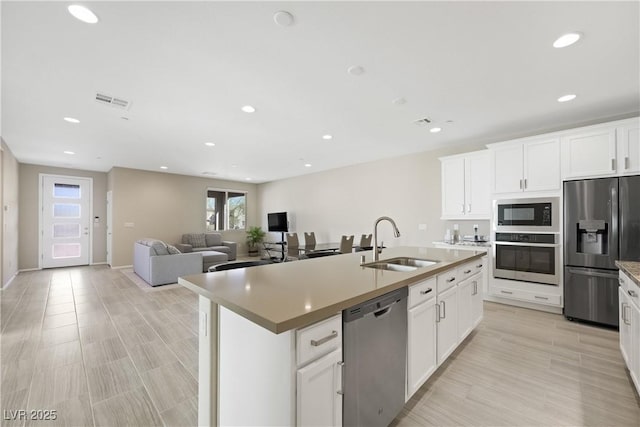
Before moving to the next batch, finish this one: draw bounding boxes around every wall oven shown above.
[493,232,561,285]
[494,197,559,232]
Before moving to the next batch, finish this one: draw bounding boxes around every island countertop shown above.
[179,246,484,334]
[616,260,640,287]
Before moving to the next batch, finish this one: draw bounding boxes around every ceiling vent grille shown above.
[95,92,131,110]
[413,117,432,126]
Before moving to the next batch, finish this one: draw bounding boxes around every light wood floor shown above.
[1,266,639,426]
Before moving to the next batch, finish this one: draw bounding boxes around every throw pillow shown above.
[166,245,181,255]
[188,233,207,248]
[150,240,169,256]
[205,233,222,247]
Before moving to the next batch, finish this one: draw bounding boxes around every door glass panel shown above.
[53,203,80,218]
[53,223,81,238]
[53,183,81,198]
[52,243,81,259]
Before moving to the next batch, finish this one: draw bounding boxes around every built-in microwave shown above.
[493,197,559,232]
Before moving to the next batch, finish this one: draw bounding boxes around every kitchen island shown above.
[179,246,485,426]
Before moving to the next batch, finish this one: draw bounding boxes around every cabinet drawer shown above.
[458,262,477,282]
[297,314,342,367]
[437,270,459,294]
[493,287,561,306]
[620,271,640,308]
[472,257,486,276]
[408,277,436,309]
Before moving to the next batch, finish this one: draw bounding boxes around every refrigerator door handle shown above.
[567,268,620,280]
[611,182,619,261]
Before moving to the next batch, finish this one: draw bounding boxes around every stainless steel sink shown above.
[362,257,438,272]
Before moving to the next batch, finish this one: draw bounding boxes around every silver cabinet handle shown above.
[420,288,433,295]
[624,305,632,326]
[436,303,441,323]
[629,289,638,298]
[464,269,472,274]
[446,277,456,283]
[611,158,616,171]
[519,179,523,189]
[337,361,344,395]
[535,296,549,300]
[625,156,630,170]
[468,204,472,213]
[524,178,527,189]
[476,264,483,268]
[461,204,465,214]
[311,330,338,347]
[501,290,513,295]
[441,301,446,319]
[472,281,477,296]
[619,278,625,285]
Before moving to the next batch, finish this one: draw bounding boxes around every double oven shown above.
[493,197,561,286]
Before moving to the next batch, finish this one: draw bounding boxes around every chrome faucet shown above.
[373,216,401,261]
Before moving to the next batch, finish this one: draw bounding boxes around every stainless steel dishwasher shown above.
[343,287,408,427]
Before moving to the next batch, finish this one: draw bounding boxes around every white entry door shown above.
[41,175,92,268]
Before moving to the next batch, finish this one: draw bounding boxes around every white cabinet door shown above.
[619,287,631,366]
[561,127,617,179]
[457,278,474,341]
[466,152,491,218]
[297,349,342,427]
[437,286,459,364]
[492,144,523,194]
[618,123,640,175]
[630,300,640,392]
[407,298,437,399]
[524,138,560,192]
[471,272,484,328]
[441,157,466,218]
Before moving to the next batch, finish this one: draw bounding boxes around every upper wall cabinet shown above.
[490,138,561,195]
[561,127,617,179]
[440,150,490,219]
[618,122,640,175]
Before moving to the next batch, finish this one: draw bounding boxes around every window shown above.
[206,190,246,231]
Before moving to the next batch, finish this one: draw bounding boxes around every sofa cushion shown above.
[186,233,206,248]
[166,244,181,255]
[136,238,169,256]
[205,233,222,247]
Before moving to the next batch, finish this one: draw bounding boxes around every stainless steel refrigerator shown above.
[564,176,640,327]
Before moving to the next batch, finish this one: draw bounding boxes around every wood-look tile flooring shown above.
[1,265,639,426]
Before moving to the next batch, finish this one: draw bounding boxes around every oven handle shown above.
[494,242,560,248]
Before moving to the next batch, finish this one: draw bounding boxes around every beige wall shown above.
[2,139,19,286]
[18,164,108,270]
[109,167,258,267]
[257,142,490,248]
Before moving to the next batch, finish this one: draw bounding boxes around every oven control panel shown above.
[495,233,556,244]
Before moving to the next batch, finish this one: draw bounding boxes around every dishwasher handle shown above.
[373,297,403,318]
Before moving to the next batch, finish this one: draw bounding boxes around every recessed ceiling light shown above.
[204,142,215,147]
[63,151,75,155]
[160,166,168,170]
[558,94,577,102]
[202,171,216,176]
[392,97,407,106]
[553,33,581,48]
[68,5,99,24]
[273,10,294,27]
[304,163,312,168]
[245,177,252,181]
[430,127,442,133]
[231,164,238,168]
[347,65,365,76]
[63,117,80,123]
[241,105,256,113]
[322,134,333,140]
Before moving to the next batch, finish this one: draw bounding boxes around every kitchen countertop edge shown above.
[616,261,640,287]
[179,247,484,334]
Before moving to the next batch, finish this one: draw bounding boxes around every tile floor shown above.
[1,265,639,426]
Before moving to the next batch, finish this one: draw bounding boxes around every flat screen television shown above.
[267,212,288,232]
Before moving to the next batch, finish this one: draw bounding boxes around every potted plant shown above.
[246,226,266,257]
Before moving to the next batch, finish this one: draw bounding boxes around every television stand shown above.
[263,233,286,262]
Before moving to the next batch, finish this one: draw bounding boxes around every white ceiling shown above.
[3,1,639,183]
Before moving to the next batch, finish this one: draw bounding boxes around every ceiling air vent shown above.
[95,92,131,110]
[413,117,432,127]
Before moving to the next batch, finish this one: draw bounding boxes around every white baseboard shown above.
[110,264,133,270]
[484,295,563,314]
[91,262,108,266]
[18,267,40,272]
[1,272,19,290]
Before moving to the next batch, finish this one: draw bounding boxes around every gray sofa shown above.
[177,233,237,261]
[133,239,202,286]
